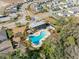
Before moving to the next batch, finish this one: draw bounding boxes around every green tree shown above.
[6,29,13,39]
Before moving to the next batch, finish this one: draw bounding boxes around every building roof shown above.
[0,40,13,54]
[0,16,10,22]
[1,0,25,4]
[0,1,9,7]
[29,20,54,30]
[33,23,51,30]
[34,0,49,3]
[0,29,7,41]
[29,21,46,28]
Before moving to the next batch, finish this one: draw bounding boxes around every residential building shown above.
[25,0,33,2]
[66,0,74,7]
[0,29,8,42]
[29,21,54,30]
[0,40,13,54]
[2,0,25,4]
[66,0,79,6]
[0,16,10,22]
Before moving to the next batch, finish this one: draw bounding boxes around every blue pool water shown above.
[28,31,46,45]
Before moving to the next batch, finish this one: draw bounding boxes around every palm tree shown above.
[26,16,31,21]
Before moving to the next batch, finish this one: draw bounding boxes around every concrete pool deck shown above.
[26,29,51,48]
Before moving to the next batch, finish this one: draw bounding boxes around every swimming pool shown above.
[28,31,46,45]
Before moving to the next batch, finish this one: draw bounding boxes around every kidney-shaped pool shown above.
[28,31,46,45]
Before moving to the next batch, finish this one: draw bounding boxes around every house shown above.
[66,0,74,7]
[0,16,10,22]
[77,0,79,4]
[5,3,23,14]
[0,29,8,42]
[0,1,9,15]
[34,0,50,3]
[25,0,33,2]
[29,21,54,30]
[0,40,13,54]
[29,21,46,28]
[52,0,60,5]
[0,0,25,15]
[2,0,25,4]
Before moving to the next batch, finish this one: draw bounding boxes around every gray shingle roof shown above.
[29,21,46,28]
[0,29,7,41]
